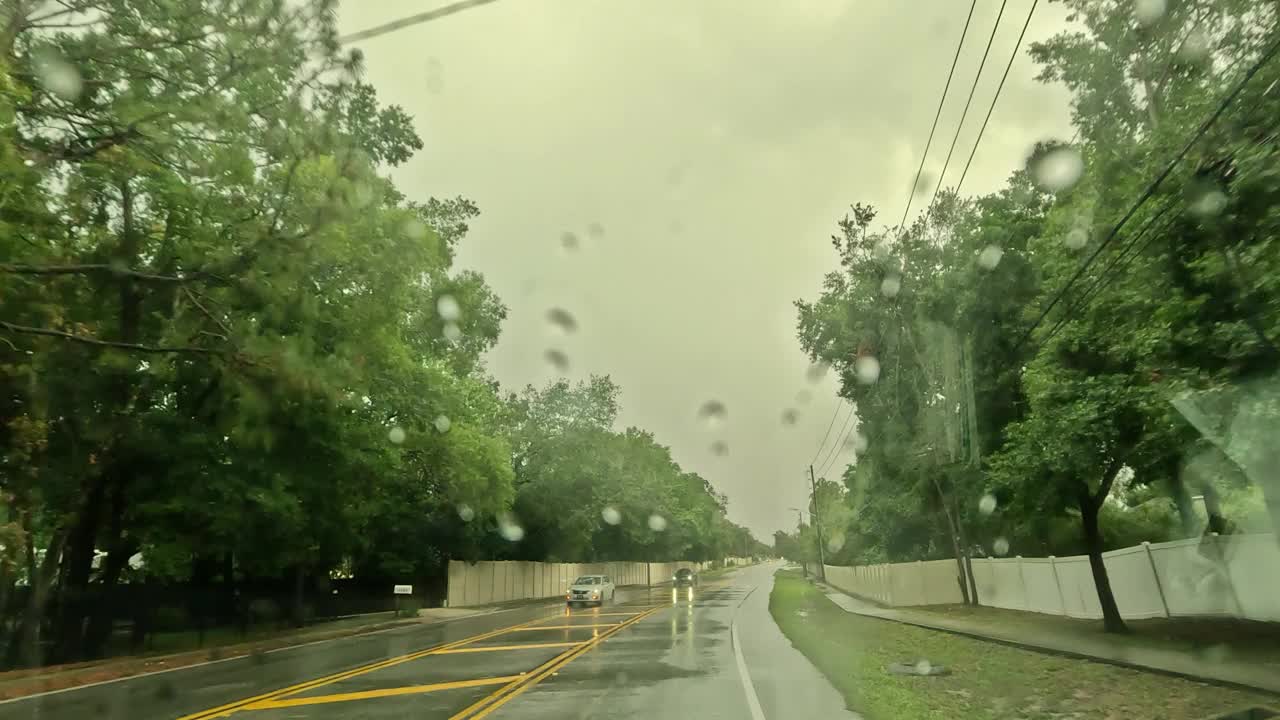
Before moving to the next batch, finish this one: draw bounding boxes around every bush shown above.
[247,598,281,625]
[151,605,189,632]
[395,597,422,618]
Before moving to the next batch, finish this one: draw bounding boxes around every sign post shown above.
[393,584,413,617]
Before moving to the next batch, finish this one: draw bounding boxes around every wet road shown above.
[4,563,856,719]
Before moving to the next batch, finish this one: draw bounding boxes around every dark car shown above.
[672,568,698,587]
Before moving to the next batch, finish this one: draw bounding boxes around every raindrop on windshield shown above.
[1178,28,1211,63]
[561,231,580,252]
[498,515,525,542]
[844,431,868,453]
[436,294,461,322]
[425,57,444,94]
[648,514,668,532]
[913,171,934,198]
[795,389,812,405]
[1189,185,1228,218]
[977,245,1003,270]
[781,409,799,426]
[880,274,901,298]
[855,355,881,384]
[826,532,846,553]
[388,426,406,445]
[1133,0,1167,27]
[1030,146,1084,193]
[978,493,997,515]
[403,218,429,240]
[443,322,463,344]
[587,222,605,240]
[873,238,893,263]
[1065,227,1089,250]
[805,361,830,383]
[546,307,577,334]
[711,440,729,457]
[433,415,451,433]
[545,349,570,373]
[914,659,933,676]
[697,400,727,427]
[601,506,621,525]
[993,537,1010,556]
[458,504,475,522]
[33,48,82,101]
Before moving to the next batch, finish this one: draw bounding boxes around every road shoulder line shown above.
[731,584,767,720]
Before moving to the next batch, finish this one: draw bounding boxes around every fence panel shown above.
[1020,559,1063,616]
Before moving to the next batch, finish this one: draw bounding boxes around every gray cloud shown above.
[337,0,1074,539]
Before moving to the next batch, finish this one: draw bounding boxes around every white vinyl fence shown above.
[446,559,707,607]
[819,532,1280,622]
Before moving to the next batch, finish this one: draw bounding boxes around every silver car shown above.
[565,574,616,606]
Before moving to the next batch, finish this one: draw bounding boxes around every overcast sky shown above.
[336,0,1074,540]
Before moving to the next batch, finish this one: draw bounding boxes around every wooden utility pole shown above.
[809,465,827,580]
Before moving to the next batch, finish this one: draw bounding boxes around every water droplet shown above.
[1189,187,1228,218]
[805,361,830,383]
[404,218,429,240]
[855,356,880,384]
[601,506,621,525]
[23,158,35,167]
[978,493,997,515]
[545,349,570,373]
[977,245,1003,270]
[425,57,444,94]
[781,409,799,426]
[498,515,525,542]
[697,400,727,427]
[546,307,577,334]
[433,415,451,433]
[561,231,580,252]
[1030,146,1084,193]
[993,537,1010,556]
[1065,227,1089,250]
[826,532,846,553]
[913,171,934,198]
[458,504,475,522]
[436,294,461,322]
[844,431,869,453]
[443,323,463,344]
[914,659,933,676]
[795,390,812,405]
[33,49,82,101]
[587,222,605,240]
[1134,0,1167,27]
[1178,28,1211,62]
[388,426,406,444]
[880,274,901,298]
[648,514,667,532]
[873,239,893,263]
[710,440,729,457]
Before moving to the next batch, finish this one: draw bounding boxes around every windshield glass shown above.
[5,2,1279,720]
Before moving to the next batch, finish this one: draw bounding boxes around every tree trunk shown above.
[7,532,63,667]
[1198,481,1229,536]
[1165,472,1197,537]
[50,476,108,663]
[1078,491,1128,634]
[940,504,971,605]
[953,499,980,605]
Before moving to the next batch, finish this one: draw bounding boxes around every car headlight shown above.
[591,591,600,598]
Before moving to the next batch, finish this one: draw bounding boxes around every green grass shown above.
[769,569,1275,720]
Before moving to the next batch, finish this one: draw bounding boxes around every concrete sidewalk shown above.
[816,582,1280,695]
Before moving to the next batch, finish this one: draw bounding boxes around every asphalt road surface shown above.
[4,562,856,719]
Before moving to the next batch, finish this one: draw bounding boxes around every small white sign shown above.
[393,584,413,595]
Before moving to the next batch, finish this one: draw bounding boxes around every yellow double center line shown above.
[450,605,664,720]
[176,613,559,720]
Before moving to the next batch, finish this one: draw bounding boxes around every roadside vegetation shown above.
[0,0,764,669]
[769,570,1273,720]
[781,0,1280,635]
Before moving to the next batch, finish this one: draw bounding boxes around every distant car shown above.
[672,568,698,588]
[565,574,615,606]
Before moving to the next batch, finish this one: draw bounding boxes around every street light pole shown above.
[808,465,827,580]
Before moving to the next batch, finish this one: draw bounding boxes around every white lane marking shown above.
[731,585,767,720]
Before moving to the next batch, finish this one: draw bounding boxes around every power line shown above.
[894,0,980,236]
[1012,33,1280,355]
[922,0,1010,221]
[807,400,844,467]
[954,0,1039,195]
[817,403,857,478]
[338,0,501,44]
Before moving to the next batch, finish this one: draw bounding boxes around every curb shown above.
[810,580,1280,698]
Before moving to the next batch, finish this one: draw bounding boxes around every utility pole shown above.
[808,465,827,580]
